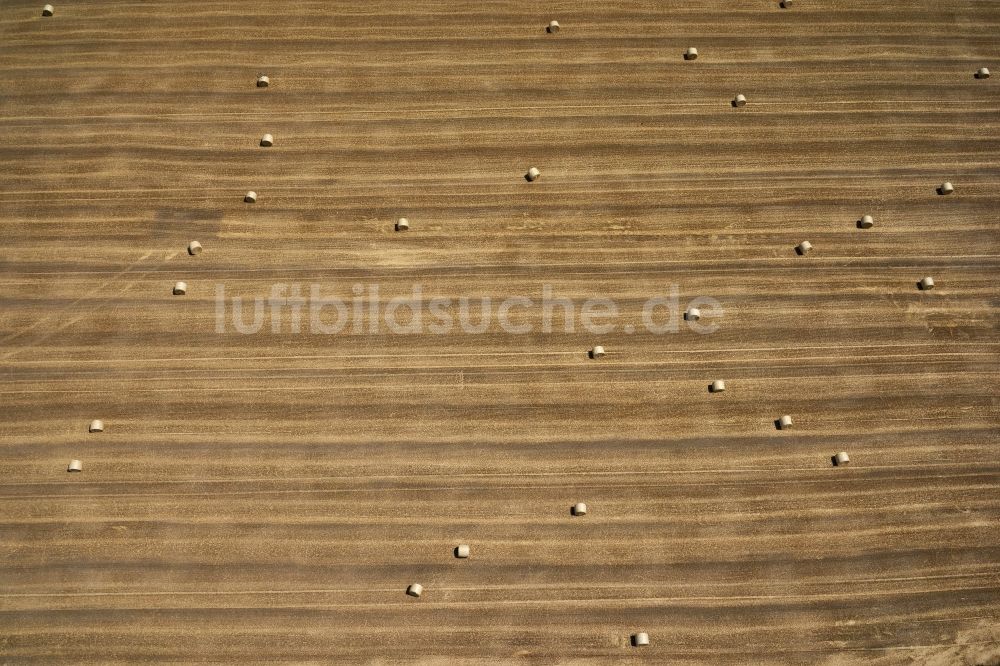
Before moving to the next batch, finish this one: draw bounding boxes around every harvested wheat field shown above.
[1,1,999,663]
